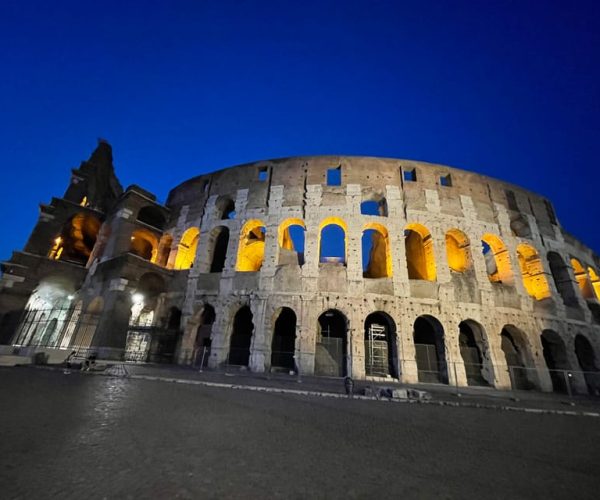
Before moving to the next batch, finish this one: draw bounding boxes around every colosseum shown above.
[1,140,599,395]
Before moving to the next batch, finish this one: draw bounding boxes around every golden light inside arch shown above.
[404,223,436,281]
[278,218,306,250]
[174,227,200,270]
[363,222,392,278]
[571,258,594,299]
[445,228,471,273]
[516,243,551,300]
[481,233,513,284]
[236,219,266,272]
[130,228,159,263]
[588,267,600,301]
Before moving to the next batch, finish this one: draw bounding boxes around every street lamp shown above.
[132,293,144,304]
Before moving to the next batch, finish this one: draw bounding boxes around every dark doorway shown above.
[270,308,297,371]
[501,327,534,390]
[458,321,489,386]
[315,310,348,377]
[210,227,229,273]
[574,334,599,395]
[364,312,398,378]
[228,306,253,366]
[547,252,578,306]
[194,305,215,367]
[413,316,448,384]
[540,330,570,393]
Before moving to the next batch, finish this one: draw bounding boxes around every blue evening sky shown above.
[0,0,598,261]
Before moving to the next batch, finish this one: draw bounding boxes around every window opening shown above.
[326,166,341,186]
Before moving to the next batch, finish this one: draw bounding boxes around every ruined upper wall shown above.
[165,155,593,257]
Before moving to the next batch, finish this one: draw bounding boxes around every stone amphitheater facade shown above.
[1,142,599,394]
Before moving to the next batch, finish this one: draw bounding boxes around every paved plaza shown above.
[1,368,599,499]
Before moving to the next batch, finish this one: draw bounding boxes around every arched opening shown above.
[517,244,551,300]
[130,229,159,262]
[319,217,347,265]
[278,218,306,266]
[209,226,229,273]
[547,252,578,306]
[540,330,571,393]
[481,234,514,284]
[174,227,200,270]
[509,214,531,238]
[194,304,215,367]
[364,312,398,378]
[588,303,600,325]
[587,267,600,301]
[405,224,436,281]
[216,196,236,220]
[413,316,447,384]
[228,306,254,366]
[13,276,77,346]
[571,258,594,299]
[48,213,101,265]
[125,274,165,361]
[574,335,599,395]
[270,307,297,371]
[315,309,348,377]
[446,229,471,273]
[360,197,387,216]
[236,220,266,272]
[458,320,491,386]
[137,205,166,230]
[362,223,392,278]
[500,325,535,390]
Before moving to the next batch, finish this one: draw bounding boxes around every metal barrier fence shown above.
[6,338,600,398]
[196,349,600,397]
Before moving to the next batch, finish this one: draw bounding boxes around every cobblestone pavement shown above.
[1,368,600,499]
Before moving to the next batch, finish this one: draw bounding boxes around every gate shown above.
[414,343,442,383]
[315,336,344,377]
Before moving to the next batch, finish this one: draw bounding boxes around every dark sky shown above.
[1,0,598,262]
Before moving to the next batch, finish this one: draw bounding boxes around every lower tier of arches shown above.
[179,295,600,396]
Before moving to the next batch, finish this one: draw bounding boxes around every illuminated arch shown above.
[445,229,471,273]
[278,218,306,249]
[130,228,159,263]
[319,217,348,264]
[174,227,200,270]
[571,258,594,299]
[481,234,513,284]
[516,243,551,300]
[404,223,436,281]
[236,219,266,272]
[48,213,101,265]
[278,218,306,266]
[362,222,392,278]
[588,267,600,301]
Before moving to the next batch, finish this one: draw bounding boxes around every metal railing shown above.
[7,339,600,398]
